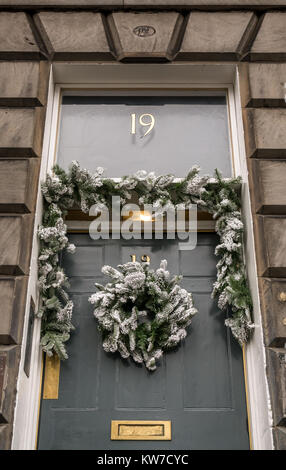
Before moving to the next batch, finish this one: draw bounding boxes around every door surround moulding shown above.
[12,62,273,450]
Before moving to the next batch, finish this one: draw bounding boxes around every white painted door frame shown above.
[12,62,273,450]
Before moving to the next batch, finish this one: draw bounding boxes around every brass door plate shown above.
[43,354,60,399]
[111,420,171,441]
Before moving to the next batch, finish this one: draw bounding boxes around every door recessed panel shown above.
[64,246,103,277]
[182,293,233,410]
[51,294,101,410]
[115,358,167,410]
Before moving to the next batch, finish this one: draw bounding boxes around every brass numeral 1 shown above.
[131,113,136,135]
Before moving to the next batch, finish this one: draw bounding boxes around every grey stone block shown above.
[0,0,122,5]
[0,62,49,107]
[0,347,21,427]
[243,109,286,158]
[273,426,286,450]
[0,159,40,213]
[266,349,286,427]
[177,11,257,60]
[108,11,183,61]
[251,12,286,61]
[255,217,286,277]
[34,12,113,60]
[239,63,286,108]
[124,0,286,6]
[0,108,45,157]
[259,278,286,347]
[0,216,34,275]
[0,278,28,345]
[0,424,13,451]
[0,12,41,60]
[251,160,286,214]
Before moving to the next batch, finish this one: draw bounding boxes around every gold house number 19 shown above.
[131,113,155,137]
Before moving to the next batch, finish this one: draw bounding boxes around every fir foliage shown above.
[38,161,254,361]
[89,260,197,371]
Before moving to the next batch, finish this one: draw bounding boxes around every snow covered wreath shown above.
[88,259,197,371]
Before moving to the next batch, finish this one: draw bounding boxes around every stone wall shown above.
[0,1,285,449]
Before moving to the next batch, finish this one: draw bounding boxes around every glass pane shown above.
[57,95,232,177]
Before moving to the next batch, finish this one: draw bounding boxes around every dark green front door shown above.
[37,233,250,450]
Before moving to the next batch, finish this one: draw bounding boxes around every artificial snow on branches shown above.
[89,259,197,371]
[37,161,254,361]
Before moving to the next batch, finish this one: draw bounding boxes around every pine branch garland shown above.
[37,161,254,361]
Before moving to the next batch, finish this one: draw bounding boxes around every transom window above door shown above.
[56,91,233,177]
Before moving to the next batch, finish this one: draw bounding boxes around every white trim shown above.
[12,62,273,450]
[233,69,273,450]
[47,83,62,173]
[12,66,56,450]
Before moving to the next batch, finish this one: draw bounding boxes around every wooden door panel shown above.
[37,234,249,450]
[50,294,101,410]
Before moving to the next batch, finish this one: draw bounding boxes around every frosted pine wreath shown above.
[88,259,197,371]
